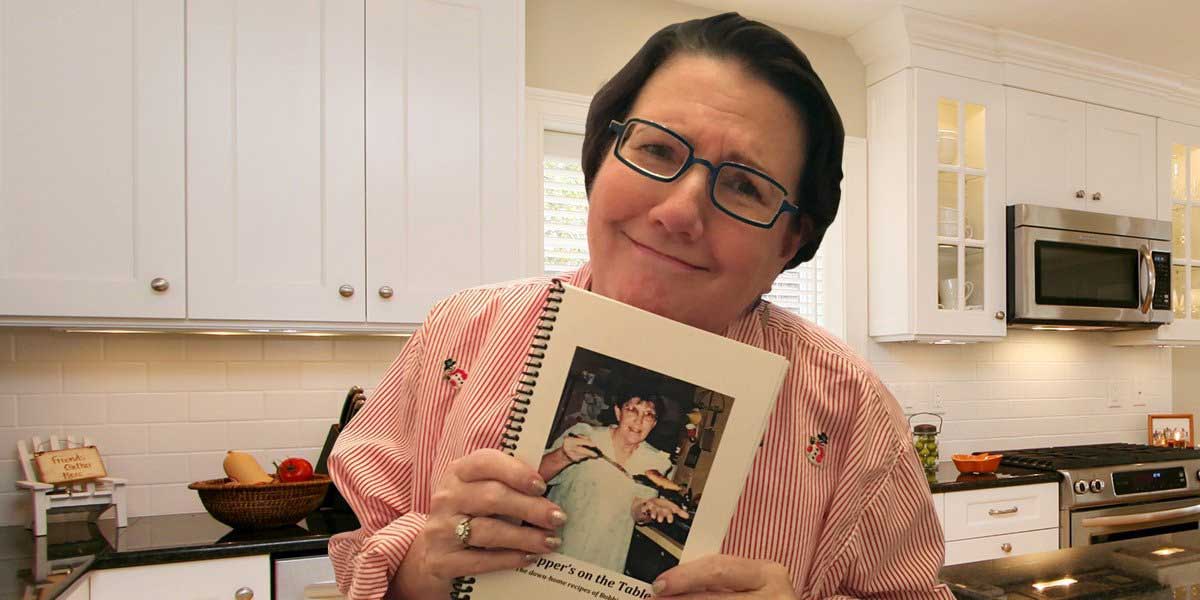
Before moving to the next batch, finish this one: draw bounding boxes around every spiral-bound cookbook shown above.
[456,281,788,600]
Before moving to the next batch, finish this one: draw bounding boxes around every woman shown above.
[329,12,950,600]
[539,394,689,573]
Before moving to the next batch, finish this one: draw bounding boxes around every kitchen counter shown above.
[940,530,1200,598]
[927,460,1061,494]
[2,509,359,600]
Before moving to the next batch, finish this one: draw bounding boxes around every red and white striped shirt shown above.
[328,264,951,600]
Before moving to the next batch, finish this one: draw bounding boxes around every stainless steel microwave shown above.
[1007,204,1172,329]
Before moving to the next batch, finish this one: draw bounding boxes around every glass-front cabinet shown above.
[868,68,1006,342]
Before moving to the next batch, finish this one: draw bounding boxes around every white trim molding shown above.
[522,87,592,276]
[849,6,1200,126]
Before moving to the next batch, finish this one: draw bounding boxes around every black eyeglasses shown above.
[608,118,798,228]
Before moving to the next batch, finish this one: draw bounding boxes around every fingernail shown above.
[530,478,547,495]
[523,554,538,563]
[544,536,562,549]
[550,510,568,526]
[652,579,667,595]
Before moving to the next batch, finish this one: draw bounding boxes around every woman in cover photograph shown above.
[537,393,689,573]
[329,11,950,600]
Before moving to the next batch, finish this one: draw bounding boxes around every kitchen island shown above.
[2,509,359,600]
[940,530,1200,598]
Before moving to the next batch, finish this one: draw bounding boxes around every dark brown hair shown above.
[581,12,844,268]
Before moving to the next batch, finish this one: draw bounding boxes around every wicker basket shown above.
[188,475,331,530]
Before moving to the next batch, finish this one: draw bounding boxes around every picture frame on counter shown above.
[1148,414,1194,448]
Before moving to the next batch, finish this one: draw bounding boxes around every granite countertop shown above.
[926,460,1062,494]
[1,509,360,600]
[939,529,1200,598]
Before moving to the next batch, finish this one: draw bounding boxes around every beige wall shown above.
[1174,349,1200,420]
[526,0,867,138]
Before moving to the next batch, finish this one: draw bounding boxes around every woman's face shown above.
[613,397,658,446]
[587,54,808,334]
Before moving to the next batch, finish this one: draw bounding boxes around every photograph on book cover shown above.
[539,347,735,584]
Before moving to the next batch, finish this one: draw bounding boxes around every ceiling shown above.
[677,0,1200,79]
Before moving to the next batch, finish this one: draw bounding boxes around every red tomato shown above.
[274,457,314,483]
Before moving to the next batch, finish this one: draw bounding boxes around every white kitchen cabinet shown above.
[186,0,367,322]
[1007,88,1156,219]
[1113,119,1200,345]
[940,483,1060,566]
[0,1,187,319]
[943,527,1058,566]
[932,492,945,530]
[868,68,1007,342]
[88,555,270,600]
[364,0,524,323]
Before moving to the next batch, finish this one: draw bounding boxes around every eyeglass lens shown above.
[616,121,786,224]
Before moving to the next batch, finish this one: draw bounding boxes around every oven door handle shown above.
[1080,502,1200,528]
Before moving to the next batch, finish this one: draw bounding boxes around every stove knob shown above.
[1073,480,1089,494]
[1090,479,1106,493]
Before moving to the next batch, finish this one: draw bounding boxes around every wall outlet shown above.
[930,391,946,414]
[1107,381,1129,408]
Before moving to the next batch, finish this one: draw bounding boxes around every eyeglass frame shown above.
[607,118,800,229]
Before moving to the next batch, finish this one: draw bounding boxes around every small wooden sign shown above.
[34,446,107,485]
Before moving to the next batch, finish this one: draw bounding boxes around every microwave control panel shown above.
[1153,252,1171,310]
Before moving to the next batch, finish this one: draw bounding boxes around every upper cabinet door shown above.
[187,0,366,322]
[1006,88,1086,211]
[364,0,523,323]
[1086,104,1157,219]
[0,1,186,318]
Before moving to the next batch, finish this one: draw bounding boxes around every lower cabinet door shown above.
[944,527,1059,566]
[89,555,270,600]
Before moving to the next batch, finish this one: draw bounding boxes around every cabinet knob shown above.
[234,587,254,600]
[338,285,355,298]
[378,285,394,299]
[1091,192,1102,201]
[1000,542,1012,553]
[1075,189,1085,199]
[994,311,1006,320]
[150,277,170,292]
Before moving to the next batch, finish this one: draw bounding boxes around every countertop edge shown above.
[928,471,1062,494]
[89,535,332,570]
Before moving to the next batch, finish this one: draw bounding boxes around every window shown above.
[527,88,848,335]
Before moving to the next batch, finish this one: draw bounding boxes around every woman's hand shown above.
[561,433,602,463]
[396,449,567,599]
[634,497,690,524]
[650,555,797,599]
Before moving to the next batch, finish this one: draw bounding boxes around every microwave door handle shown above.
[1139,245,1154,314]
[1080,502,1200,528]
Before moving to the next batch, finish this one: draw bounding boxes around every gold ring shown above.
[454,516,475,547]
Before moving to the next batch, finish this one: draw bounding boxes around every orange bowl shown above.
[952,453,1003,474]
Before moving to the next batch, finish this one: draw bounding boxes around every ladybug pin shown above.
[805,432,829,466]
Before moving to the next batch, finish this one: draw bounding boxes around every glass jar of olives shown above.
[909,413,942,473]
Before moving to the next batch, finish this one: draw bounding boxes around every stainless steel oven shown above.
[1069,494,1200,547]
[1007,204,1172,329]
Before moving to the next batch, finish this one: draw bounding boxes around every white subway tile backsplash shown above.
[0,459,24,490]
[263,391,340,420]
[149,484,204,515]
[188,392,265,422]
[0,362,62,394]
[0,493,29,527]
[334,338,406,361]
[75,425,149,456]
[104,454,191,485]
[185,336,263,361]
[124,485,151,518]
[227,362,301,391]
[0,427,64,461]
[367,362,393,386]
[147,362,226,392]
[188,452,227,482]
[105,335,186,361]
[264,338,334,361]
[149,423,227,453]
[300,362,370,390]
[229,420,300,450]
[108,393,189,424]
[17,394,107,426]
[299,419,334,446]
[15,334,102,361]
[0,396,14,427]
[63,362,146,393]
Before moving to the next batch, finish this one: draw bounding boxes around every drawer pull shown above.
[988,506,1019,516]
[1000,542,1012,553]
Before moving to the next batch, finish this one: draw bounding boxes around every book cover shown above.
[464,282,789,600]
